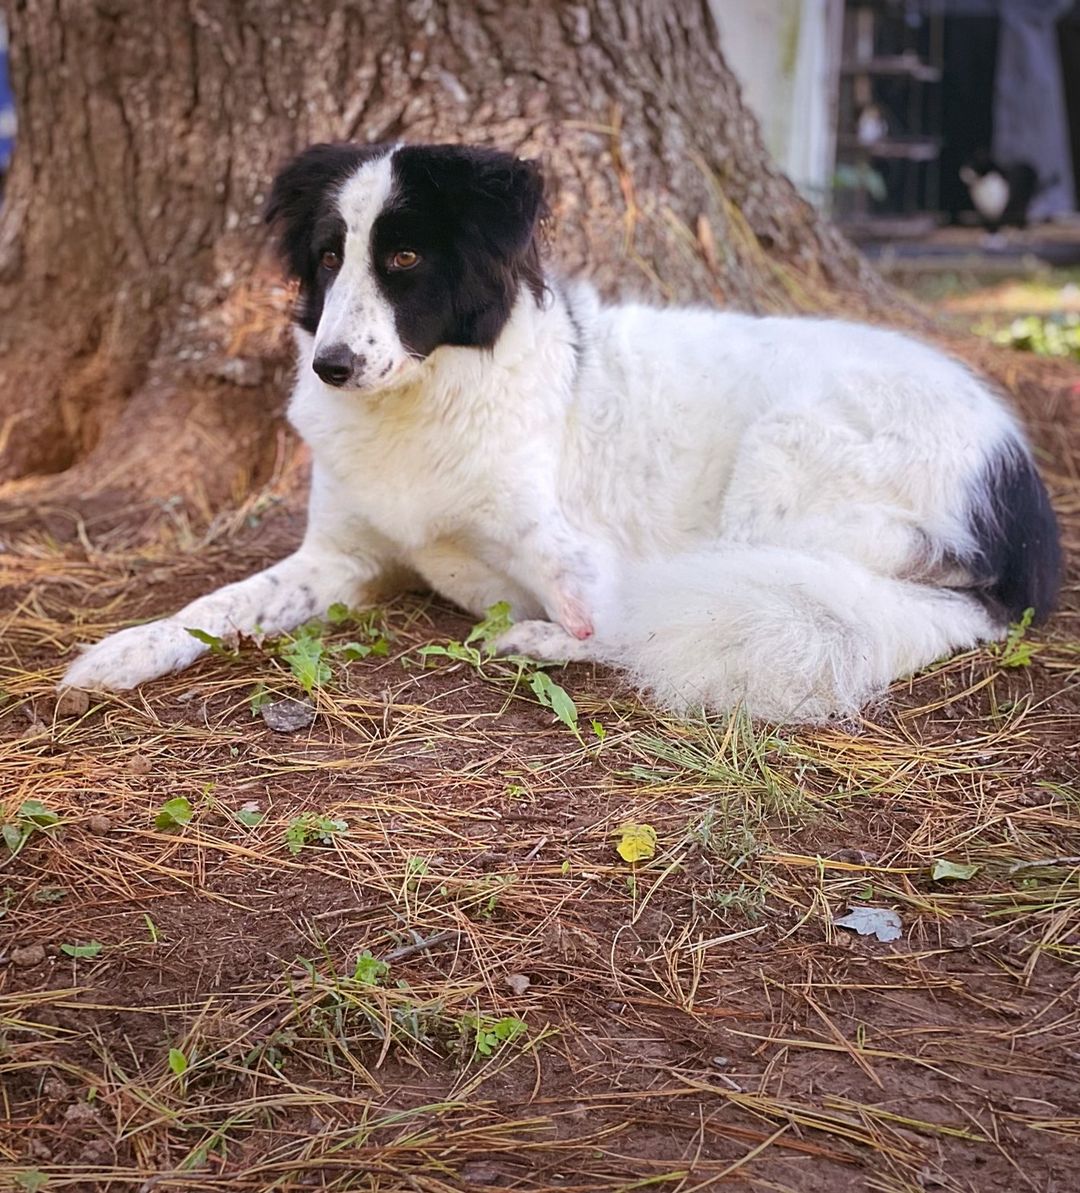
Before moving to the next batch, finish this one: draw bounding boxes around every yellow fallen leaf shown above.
[616,823,657,864]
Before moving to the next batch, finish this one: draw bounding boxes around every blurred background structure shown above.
[714,0,1080,262]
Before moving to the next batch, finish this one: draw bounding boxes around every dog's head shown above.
[265,142,547,393]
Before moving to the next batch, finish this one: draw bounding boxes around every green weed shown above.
[993,607,1037,668]
[459,1012,528,1058]
[2,799,60,859]
[420,603,581,738]
[285,813,348,855]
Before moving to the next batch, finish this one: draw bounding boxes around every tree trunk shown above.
[0,0,896,510]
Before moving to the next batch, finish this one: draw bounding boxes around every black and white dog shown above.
[960,150,1041,234]
[61,143,1061,722]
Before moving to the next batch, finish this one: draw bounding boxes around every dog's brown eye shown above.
[320,250,342,271]
[390,249,419,271]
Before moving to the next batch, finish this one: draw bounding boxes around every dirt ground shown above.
[1,322,1079,1190]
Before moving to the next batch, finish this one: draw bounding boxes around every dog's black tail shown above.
[964,441,1062,625]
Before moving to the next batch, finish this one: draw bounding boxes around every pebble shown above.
[11,943,47,968]
[261,697,317,733]
[56,688,90,717]
[88,815,112,835]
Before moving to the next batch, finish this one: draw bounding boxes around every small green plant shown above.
[689,806,762,869]
[984,313,1080,362]
[529,670,581,738]
[185,627,239,657]
[32,887,67,904]
[418,602,519,671]
[351,950,389,985]
[188,607,393,696]
[277,624,333,694]
[14,1171,49,1192]
[2,799,59,858]
[417,638,486,668]
[421,603,581,738]
[60,941,103,959]
[994,607,1037,668]
[460,1013,528,1058]
[233,804,264,828]
[333,605,392,658]
[705,882,768,918]
[274,609,392,694]
[405,856,430,881]
[292,958,439,1055]
[154,796,193,830]
[168,1047,189,1076]
[469,874,514,919]
[284,813,347,855]
[465,601,514,647]
[245,1028,296,1072]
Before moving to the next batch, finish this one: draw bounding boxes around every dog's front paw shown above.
[60,621,206,693]
[491,619,594,663]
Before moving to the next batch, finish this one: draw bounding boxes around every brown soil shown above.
[1,359,1078,1192]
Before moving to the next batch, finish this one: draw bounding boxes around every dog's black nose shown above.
[313,345,359,387]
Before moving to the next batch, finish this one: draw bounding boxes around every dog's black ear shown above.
[395,145,547,264]
[464,151,547,263]
[265,142,385,280]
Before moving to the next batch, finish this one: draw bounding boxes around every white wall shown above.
[710,0,841,207]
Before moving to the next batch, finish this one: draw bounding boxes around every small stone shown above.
[504,972,531,996]
[128,755,152,775]
[833,848,879,865]
[88,815,112,835]
[64,1100,99,1123]
[11,943,47,967]
[261,697,317,733]
[56,688,90,717]
[21,720,48,739]
[460,1161,502,1186]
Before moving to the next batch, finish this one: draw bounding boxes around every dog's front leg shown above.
[59,542,387,693]
[491,520,612,662]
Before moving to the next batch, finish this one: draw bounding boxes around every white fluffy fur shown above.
[62,158,1020,722]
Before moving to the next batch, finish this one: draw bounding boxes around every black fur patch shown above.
[264,142,390,334]
[265,142,548,352]
[964,441,1062,624]
[375,145,547,353]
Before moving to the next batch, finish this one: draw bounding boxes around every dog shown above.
[960,151,1041,234]
[59,142,1062,723]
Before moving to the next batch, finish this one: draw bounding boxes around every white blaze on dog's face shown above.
[313,156,406,389]
[265,142,548,394]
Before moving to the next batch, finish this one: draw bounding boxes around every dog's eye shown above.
[389,249,420,271]
[320,250,342,271]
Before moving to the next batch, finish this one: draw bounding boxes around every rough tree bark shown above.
[0,0,896,510]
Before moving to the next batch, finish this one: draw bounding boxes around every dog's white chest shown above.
[294,393,521,553]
